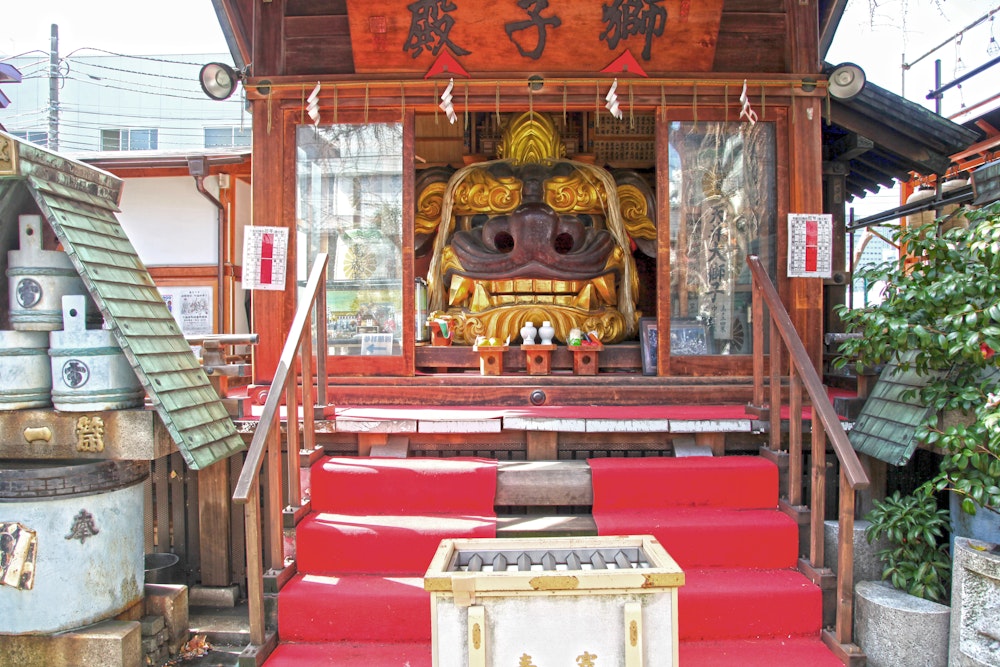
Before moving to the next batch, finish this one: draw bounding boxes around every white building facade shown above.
[0,51,247,152]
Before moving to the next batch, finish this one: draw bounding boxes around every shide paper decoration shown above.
[439,78,457,124]
[739,79,758,125]
[307,82,321,126]
[605,78,623,120]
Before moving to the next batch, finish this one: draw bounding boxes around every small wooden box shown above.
[475,346,507,376]
[522,343,556,375]
[570,343,603,375]
[425,534,684,667]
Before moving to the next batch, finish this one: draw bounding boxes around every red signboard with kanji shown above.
[345,0,724,74]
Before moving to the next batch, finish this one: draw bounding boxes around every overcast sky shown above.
[828,0,999,119]
[0,0,230,58]
[1,0,996,118]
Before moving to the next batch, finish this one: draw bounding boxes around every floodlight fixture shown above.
[828,63,866,101]
[199,62,241,101]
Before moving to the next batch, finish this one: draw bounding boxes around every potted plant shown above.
[835,202,1000,535]
[855,489,952,667]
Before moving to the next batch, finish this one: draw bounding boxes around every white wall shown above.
[117,175,219,266]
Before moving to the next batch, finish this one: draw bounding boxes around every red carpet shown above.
[265,641,432,667]
[590,455,838,663]
[268,456,497,666]
[271,454,840,665]
[681,637,845,666]
[309,456,498,516]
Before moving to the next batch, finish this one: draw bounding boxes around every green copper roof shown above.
[0,131,245,469]
[848,353,945,466]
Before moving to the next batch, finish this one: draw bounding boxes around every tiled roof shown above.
[847,355,943,466]
[0,130,245,469]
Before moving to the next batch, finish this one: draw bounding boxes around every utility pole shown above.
[48,24,59,151]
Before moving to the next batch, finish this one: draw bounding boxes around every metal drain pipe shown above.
[188,156,226,333]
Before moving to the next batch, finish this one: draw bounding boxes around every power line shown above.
[67,59,203,81]
[62,47,218,66]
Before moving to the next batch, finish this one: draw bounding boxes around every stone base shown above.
[950,537,1000,666]
[0,620,142,667]
[824,519,889,584]
[144,583,190,654]
[189,584,241,608]
[855,580,950,667]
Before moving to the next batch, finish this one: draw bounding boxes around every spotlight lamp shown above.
[828,63,866,101]
[199,62,241,101]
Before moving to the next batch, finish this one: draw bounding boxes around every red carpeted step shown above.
[264,640,432,666]
[679,568,823,641]
[595,507,798,568]
[589,456,779,509]
[309,456,498,515]
[278,573,431,643]
[296,511,496,575]
[680,637,844,666]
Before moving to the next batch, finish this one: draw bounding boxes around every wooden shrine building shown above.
[206,0,977,423]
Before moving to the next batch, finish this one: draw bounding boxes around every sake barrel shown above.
[0,330,51,409]
[6,215,96,331]
[49,296,145,412]
[0,459,148,634]
[940,178,970,233]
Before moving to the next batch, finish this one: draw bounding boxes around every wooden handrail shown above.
[746,256,868,490]
[746,255,869,662]
[233,252,329,648]
[234,253,328,503]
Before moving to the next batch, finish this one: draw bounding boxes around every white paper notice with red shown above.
[787,213,833,278]
[243,226,289,291]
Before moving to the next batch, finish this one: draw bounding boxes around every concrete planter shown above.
[855,580,950,667]
[824,519,889,583]
[949,537,1000,666]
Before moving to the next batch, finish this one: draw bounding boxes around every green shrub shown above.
[865,490,952,603]
[836,201,1000,517]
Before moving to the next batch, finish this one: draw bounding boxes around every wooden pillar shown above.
[197,460,232,586]
[199,373,233,585]
[823,162,850,336]
[786,0,825,374]
[249,0,290,385]
[655,107,673,373]
[526,431,558,460]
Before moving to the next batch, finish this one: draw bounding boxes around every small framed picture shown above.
[670,318,712,356]
[639,317,659,376]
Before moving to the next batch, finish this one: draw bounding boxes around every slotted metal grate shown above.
[449,547,651,573]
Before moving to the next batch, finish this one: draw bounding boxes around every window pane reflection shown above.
[668,121,776,355]
[296,123,404,355]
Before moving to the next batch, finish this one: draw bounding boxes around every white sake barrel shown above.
[0,459,147,633]
[48,295,145,411]
[7,215,97,331]
[0,330,51,409]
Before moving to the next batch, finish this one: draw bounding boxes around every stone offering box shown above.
[424,534,684,667]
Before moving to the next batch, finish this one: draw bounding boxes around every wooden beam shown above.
[829,105,952,175]
[830,133,874,162]
[694,432,726,456]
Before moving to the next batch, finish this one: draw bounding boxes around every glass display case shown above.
[297,123,404,356]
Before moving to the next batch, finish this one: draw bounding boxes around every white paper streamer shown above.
[439,78,458,124]
[739,79,758,125]
[307,82,321,126]
[605,78,623,120]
